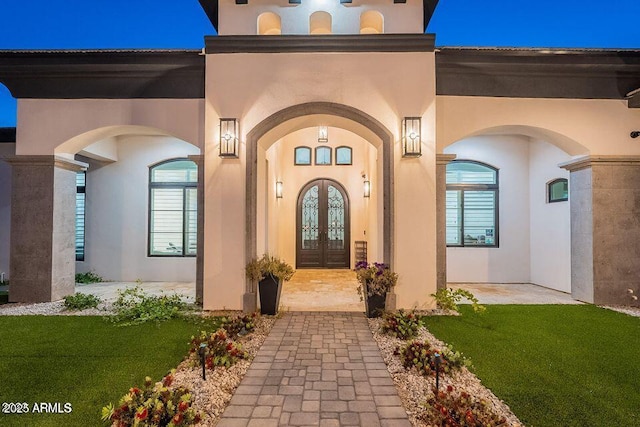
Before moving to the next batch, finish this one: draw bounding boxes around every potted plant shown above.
[246,254,295,315]
[355,261,398,318]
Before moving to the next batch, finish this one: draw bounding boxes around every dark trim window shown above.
[315,146,332,165]
[335,146,352,165]
[446,160,498,247]
[75,172,86,261]
[548,178,568,203]
[294,146,312,165]
[149,159,198,257]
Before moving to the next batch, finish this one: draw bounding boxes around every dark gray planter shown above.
[258,274,281,315]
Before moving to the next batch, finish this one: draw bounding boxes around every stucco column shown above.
[561,155,640,307]
[188,154,204,305]
[7,155,87,303]
[436,154,456,290]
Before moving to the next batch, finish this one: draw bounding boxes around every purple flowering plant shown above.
[355,261,398,298]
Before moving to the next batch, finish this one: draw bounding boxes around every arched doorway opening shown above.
[296,178,350,269]
[244,102,394,312]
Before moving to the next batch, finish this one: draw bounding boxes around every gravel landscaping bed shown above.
[601,305,640,317]
[368,317,523,427]
[0,300,113,316]
[170,313,276,426]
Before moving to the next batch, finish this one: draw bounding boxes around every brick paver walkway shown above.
[218,312,411,427]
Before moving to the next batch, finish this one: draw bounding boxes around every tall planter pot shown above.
[363,282,386,318]
[258,274,281,315]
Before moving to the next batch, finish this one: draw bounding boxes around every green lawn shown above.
[424,305,640,427]
[0,316,220,427]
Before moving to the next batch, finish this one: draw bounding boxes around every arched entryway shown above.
[296,178,350,268]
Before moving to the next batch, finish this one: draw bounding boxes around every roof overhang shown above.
[0,50,205,99]
[436,47,640,103]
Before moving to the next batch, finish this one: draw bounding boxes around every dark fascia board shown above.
[0,50,205,99]
[198,0,219,32]
[205,34,435,54]
[629,91,640,108]
[436,47,640,100]
[0,127,16,143]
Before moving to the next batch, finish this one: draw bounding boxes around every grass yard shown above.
[424,305,640,427]
[0,315,220,427]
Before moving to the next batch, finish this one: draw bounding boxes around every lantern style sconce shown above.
[363,180,371,198]
[318,126,329,143]
[276,181,283,199]
[219,118,239,158]
[402,117,422,157]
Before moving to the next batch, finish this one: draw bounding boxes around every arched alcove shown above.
[360,10,384,34]
[257,12,281,35]
[310,11,332,35]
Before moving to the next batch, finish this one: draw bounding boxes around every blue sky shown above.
[1,0,639,126]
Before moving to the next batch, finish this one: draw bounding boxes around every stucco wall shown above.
[76,135,199,282]
[0,143,15,280]
[204,50,437,310]
[529,140,571,292]
[263,127,378,268]
[436,96,640,156]
[445,136,532,283]
[16,99,204,155]
[218,0,423,35]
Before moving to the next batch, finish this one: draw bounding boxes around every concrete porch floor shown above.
[70,274,581,310]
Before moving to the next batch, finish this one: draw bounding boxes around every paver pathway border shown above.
[218,312,411,427]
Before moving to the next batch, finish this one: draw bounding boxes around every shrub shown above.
[431,288,486,314]
[189,329,248,368]
[63,293,101,310]
[110,287,188,326]
[381,309,420,340]
[396,340,470,376]
[101,371,203,427]
[75,271,104,284]
[220,313,258,338]
[421,385,508,426]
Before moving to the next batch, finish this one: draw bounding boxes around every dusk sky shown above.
[1,0,639,126]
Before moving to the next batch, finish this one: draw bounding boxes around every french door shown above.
[296,179,350,268]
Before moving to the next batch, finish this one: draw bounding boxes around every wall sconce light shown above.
[318,126,328,143]
[363,180,371,198]
[402,117,422,157]
[276,181,283,198]
[219,118,239,158]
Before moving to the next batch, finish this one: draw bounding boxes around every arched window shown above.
[335,146,352,165]
[360,10,384,34]
[257,12,281,35]
[149,159,198,256]
[310,11,332,35]
[294,146,312,165]
[548,178,568,203]
[315,146,332,165]
[446,160,498,247]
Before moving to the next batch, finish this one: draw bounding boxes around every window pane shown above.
[463,191,495,246]
[75,191,85,261]
[185,188,198,255]
[549,179,568,202]
[336,147,352,165]
[151,160,197,183]
[446,161,497,185]
[150,188,184,255]
[446,190,462,245]
[295,147,311,165]
[315,146,331,165]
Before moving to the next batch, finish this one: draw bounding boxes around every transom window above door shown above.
[294,145,353,166]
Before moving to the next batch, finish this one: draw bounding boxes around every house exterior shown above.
[0,0,639,310]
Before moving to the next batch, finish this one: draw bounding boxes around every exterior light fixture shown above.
[402,117,422,157]
[363,180,371,198]
[318,126,328,143]
[276,181,283,198]
[219,118,239,158]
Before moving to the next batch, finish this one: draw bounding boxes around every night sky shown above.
[0,0,639,126]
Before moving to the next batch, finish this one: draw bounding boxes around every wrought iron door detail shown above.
[301,185,320,250]
[296,179,350,268]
